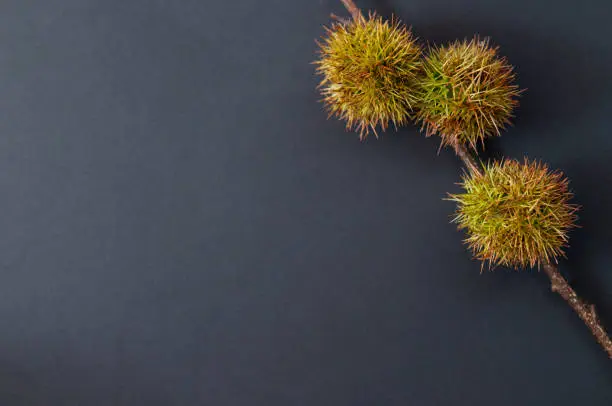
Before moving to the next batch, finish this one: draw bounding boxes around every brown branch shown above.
[542,263,612,358]
[454,144,483,177]
[331,0,611,362]
[458,142,610,358]
[340,0,363,21]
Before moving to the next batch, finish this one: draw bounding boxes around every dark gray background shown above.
[0,0,610,404]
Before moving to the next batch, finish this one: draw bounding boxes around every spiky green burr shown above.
[449,158,578,269]
[315,13,422,139]
[415,37,520,150]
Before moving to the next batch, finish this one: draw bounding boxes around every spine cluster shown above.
[314,0,612,358]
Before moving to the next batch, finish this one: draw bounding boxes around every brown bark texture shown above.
[542,264,612,358]
[334,0,612,360]
[454,144,483,176]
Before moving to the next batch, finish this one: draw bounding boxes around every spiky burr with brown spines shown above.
[449,158,579,269]
[450,159,612,357]
[315,0,612,359]
[415,37,521,150]
[314,13,422,139]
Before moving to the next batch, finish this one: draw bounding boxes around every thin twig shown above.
[453,144,612,358]
[340,0,363,21]
[454,144,483,176]
[542,263,612,358]
[330,0,611,361]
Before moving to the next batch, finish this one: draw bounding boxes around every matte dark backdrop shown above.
[0,0,610,404]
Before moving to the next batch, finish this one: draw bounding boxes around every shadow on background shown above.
[561,159,612,332]
[372,0,612,338]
